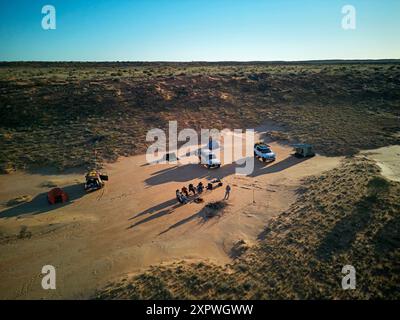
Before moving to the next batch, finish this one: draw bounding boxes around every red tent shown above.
[47,188,69,205]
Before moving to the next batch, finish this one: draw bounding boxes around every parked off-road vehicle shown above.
[254,142,276,162]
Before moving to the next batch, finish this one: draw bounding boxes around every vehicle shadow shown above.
[145,155,311,186]
[249,155,310,177]
[134,155,311,231]
[145,164,210,186]
[0,183,85,218]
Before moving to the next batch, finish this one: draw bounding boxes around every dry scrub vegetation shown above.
[95,158,400,299]
[1,62,399,172]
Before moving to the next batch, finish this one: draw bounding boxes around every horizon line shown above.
[1,58,400,64]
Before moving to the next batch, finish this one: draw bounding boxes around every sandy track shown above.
[0,142,343,299]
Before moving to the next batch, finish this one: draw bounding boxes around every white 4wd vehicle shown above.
[254,143,276,162]
[198,148,221,168]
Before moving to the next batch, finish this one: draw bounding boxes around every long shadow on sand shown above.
[131,155,310,230]
[128,188,224,230]
[145,155,310,186]
[128,198,179,221]
[249,155,310,177]
[145,164,209,186]
[0,184,85,218]
[127,199,182,229]
[158,206,211,235]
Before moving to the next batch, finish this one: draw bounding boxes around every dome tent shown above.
[47,187,69,205]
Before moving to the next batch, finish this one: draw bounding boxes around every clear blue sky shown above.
[0,0,399,61]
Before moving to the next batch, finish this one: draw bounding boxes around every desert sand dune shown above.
[1,141,344,299]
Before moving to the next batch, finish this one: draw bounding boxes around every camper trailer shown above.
[292,144,315,158]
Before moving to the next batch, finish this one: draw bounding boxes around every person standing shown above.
[224,184,231,200]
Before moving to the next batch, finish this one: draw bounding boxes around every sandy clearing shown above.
[0,140,343,299]
[361,145,400,182]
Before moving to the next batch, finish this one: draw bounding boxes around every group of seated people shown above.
[175,179,223,204]
[176,182,204,204]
